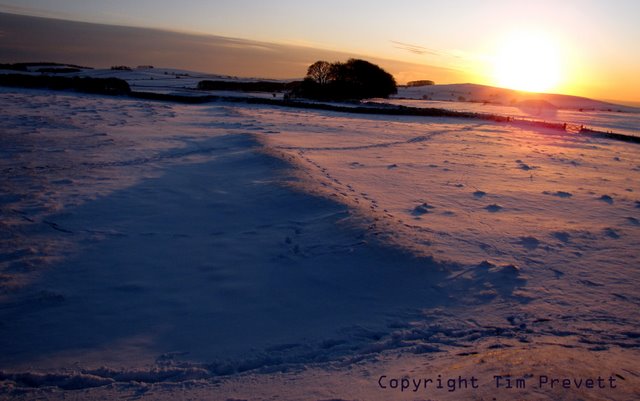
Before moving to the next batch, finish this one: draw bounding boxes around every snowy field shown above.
[380,96,640,139]
[1,87,639,400]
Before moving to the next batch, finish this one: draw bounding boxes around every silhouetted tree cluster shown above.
[297,59,397,100]
[0,63,28,72]
[407,80,435,87]
[197,80,295,92]
[36,67,82,74]
[0,62,92,72]
[0,74,131,95]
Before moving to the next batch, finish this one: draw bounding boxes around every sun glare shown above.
[493,31,563,93]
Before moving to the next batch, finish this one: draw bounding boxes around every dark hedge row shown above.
[0,74,130,95]
[197,80,299,92]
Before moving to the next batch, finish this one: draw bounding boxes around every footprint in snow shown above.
[51,179,74,185]
[412,203,435,216]
[543,190,572,198]
[599,195,614,204]
[627,217,640,226]
[474,261,525,297]
[553,231,571,243]
[603,228,620,239]
[473,190,486,198]
[518,236,540,250]
[579,279,604,287]
[516,160,534,171]
[485,204,503,212]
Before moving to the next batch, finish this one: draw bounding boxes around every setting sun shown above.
[493,31,563,93]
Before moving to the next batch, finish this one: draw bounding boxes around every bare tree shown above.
[306,60,331,85]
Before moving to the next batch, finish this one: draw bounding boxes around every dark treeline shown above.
[406,80,435,87]
[0,62,92,72]
[0,74,130,95]
[0,63,29,72]
[34,67,82,74]
[197,80,299,92]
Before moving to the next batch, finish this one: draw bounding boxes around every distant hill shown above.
[397,83,639,112]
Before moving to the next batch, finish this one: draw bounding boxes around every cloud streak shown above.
[391,40,441,56]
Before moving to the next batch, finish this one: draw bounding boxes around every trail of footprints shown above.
[293,147,636,260]
[295,151,391,240]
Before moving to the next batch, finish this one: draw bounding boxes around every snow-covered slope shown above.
[397,82,639,112]
[1,87,639,400]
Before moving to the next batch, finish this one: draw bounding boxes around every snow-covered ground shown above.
[395,83,640,112]
[1,87,639,400]
[388,83,640,138]
[380,96,640,139]
[4,65,639,136]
